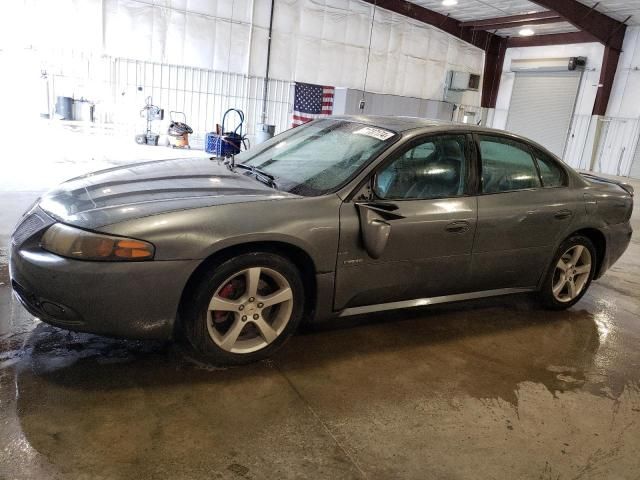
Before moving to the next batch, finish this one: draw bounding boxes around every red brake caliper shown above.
[214,282,236,322]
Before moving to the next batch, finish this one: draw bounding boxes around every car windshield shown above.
[234,119,397,196]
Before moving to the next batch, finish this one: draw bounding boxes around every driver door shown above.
[334,133,478,311]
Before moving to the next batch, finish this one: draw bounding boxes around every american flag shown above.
[292,82,334,127]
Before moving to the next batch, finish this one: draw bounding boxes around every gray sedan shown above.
[9,116,634,364]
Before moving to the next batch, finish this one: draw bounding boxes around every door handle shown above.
[554,209,573,220]
[445,221,470,234]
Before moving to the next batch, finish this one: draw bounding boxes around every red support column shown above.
[593,43,623,116]
[481,37,507,109]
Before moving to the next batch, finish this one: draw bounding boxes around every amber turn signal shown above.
[41,224,155,261]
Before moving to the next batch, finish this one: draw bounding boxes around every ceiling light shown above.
[519,28,535,36]
[442,0,458,6]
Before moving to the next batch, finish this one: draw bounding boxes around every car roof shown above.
[331,115,501,135]
[330,114,576,170]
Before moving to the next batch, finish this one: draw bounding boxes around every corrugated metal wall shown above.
[47,52,293,141]
[563,114,594,170]
[592,117,640,177]
[113,58,292,138]
[631,135,640,179]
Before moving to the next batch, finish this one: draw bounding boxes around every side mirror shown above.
[356,204,391,259]
[355,202,404,259]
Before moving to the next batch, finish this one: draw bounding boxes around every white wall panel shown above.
[250,0,484,101]
[564,114,594,169]
[4,0,484,107]
[593,118,640,176]
[630,138,640,179]
[608,27,640,118]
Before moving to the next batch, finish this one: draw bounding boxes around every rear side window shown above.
[533,149,567,187]
[479,135,541,193]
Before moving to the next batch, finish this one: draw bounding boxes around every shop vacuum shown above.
[167,111,193,149]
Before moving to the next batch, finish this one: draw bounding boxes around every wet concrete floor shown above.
[1,143,639,479]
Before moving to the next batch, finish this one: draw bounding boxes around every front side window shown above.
[533,149,567,187]
[479,135,541,193]
[236,120,397,196]
[375,135,468,200]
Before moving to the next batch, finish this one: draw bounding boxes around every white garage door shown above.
[506,71,582,157]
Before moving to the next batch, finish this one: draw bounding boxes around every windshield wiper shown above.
[234,163,278,189]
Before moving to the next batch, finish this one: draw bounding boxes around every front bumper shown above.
[10,242,200,340]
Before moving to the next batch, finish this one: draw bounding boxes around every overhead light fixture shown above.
[442,0,458,6]
[519,28,535,36]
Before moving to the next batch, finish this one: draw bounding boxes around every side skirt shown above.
[338,287,537,317]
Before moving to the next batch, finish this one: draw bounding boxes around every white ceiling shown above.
[409,0,640,37]
[578,0,640,26]
[410,0,545,22]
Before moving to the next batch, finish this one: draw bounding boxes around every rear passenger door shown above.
[470,134,578,291]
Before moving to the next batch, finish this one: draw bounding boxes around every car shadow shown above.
[14,293,600,397]
[8,293,604,477]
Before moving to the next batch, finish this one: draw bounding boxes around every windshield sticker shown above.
[353,127,395,141]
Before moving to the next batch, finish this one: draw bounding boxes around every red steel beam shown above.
[528,0,626,50]
[469,16,564,31]
[482,36,508,109]
[506,31,595,48]
[461,11,562,30]
[593,46,621,116]
[361,0,497,51]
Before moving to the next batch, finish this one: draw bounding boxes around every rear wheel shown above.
[539,235,596,309]
[182,252,304,365]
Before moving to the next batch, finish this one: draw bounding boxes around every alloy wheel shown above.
[552,245,592,303]
[206,267,294,353]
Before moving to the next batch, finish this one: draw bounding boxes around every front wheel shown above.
[182,252,305,365]
[539,235,597,310]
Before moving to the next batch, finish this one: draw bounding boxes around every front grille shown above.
[11,211,53,246]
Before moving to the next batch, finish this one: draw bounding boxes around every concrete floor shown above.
[1,128,639,479]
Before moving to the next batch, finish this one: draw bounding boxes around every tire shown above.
[538,235,597,310]
[182,252,305,365]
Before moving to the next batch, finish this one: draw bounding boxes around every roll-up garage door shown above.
[506,71,582,157]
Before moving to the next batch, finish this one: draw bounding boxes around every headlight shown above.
[41,224,155,261]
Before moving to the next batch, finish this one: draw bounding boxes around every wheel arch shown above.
[177,240,318,333]
[569,227,607,278]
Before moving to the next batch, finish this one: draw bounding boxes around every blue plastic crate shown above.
[206,132,242,157]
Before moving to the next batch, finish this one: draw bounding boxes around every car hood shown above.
[38,157,296,229]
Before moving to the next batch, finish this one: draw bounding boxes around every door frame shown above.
[470,131,572,196]
[343,130,479,203]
